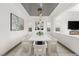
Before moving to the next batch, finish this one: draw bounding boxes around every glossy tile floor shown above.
[5,42,76,56]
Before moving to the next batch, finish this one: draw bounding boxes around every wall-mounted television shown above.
[68,21,79,30]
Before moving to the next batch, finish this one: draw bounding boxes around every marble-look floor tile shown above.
[57,43,76,56]
[6,43,76,56]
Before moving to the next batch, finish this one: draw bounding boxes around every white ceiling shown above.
[21,3,58,16]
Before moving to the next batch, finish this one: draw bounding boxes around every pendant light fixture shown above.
[35,3,44,31]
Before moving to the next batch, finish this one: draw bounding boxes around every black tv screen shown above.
[68,21,79,30]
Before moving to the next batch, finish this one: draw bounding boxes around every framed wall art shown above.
[10,13,24,31]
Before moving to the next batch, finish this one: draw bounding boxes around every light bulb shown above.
[40,3,43,8]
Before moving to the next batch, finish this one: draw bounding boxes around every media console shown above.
[70,30,79,35]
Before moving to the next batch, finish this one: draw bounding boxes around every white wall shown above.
[50,4,79,35]
[0,3,29,38]
[50,3,77,19]
[52,12,69,35]
[0,3,30,55]
[28,16,51,34]
[50,4,79,55]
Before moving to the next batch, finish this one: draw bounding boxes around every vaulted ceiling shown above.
[21,3,59,16]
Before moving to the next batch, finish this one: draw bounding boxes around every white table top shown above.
[29,32,56,41]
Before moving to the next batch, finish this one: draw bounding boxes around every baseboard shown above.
[57,41,77,55]
[2,42,21,56]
